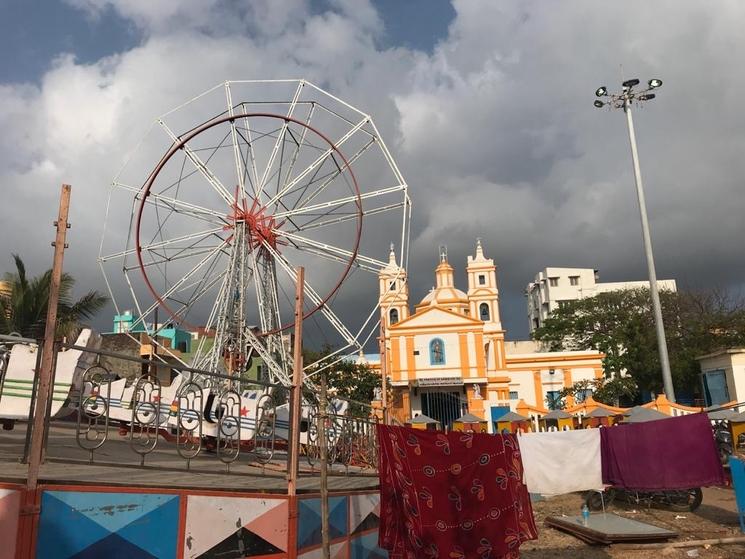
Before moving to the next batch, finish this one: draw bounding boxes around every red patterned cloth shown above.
[377,425,538,559]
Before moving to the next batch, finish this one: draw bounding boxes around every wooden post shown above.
[287,266,305,496]
[17,185,71,559]
[318,373,330,559]
[27,184,71,490]
[378,332,388,425]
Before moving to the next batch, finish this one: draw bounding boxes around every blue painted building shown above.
[112,311,192,353]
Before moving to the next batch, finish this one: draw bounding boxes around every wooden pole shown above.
[27,184,71,490]
[287,266,305,496]
[378,330,388,425]
[319,373,330,559]
[17,185,71,559]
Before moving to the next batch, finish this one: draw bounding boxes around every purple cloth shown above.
[600,413,725,490]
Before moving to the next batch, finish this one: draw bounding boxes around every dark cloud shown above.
[2,0,744,345]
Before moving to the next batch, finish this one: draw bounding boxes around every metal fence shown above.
[0,334,379,481]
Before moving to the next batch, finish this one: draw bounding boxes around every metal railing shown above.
[0,336,380,481]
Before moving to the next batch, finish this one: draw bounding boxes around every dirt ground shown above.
[522,487,745,558]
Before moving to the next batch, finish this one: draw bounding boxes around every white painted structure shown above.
[696,348,745,407]
[526,267,677,333]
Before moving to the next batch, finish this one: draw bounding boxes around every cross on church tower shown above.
[438,245,448,263]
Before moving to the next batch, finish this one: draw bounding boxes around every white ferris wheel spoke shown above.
[273,185,405,220]
[135,245,228,271]
[114,181,228,225]
[158,118,235,207]
[293,138,375,211]
[288,202,405,234]
[225,82,249,207]
[257,80,304,195]
[263,242,356,346]
[135,239,231,323]
[264,116,370,210]
[279,101,317,196]
[277,229,388,271]
[238,103,263,202]
[101,226,225,262]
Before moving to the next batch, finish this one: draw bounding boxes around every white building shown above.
[696,349,745,408]
[526,267,677,333]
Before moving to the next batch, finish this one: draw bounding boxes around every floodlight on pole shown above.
[591,76,676,403]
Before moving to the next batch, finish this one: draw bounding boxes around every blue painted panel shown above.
[490,406,510,421]
[350,532,387,559]
[36,490,179,559]
[297,496,347,550]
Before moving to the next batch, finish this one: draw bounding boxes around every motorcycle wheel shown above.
[584,489,615,511]
[667,488,703,512]
[719,444,733,465]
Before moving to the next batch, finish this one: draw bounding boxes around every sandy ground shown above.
[522,487,745,558]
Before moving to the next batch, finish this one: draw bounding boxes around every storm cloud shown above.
[1,0,744,342]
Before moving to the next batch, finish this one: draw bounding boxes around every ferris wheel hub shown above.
[227,193,284,250]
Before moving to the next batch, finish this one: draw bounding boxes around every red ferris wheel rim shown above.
[134,111,363,336]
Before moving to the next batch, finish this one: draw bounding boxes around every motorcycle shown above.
[714,424,734,464]
[584,487,703,513]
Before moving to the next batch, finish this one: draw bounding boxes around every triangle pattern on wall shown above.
[36,493,112,558]
[196,526,283,558]
[183,495,287,558]
[46,491,175,534]
[72,532,158,559]
[36,491,179,559]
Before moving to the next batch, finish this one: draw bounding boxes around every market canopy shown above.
[408,414,440,425]
[455,412,486,423]
[623,406,668,423]
[543,409,573,420]
[707,407,737,421]
[498,411,530,422]
[586,407,615,418]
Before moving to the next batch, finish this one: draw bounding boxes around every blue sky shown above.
[2,1,745,343]
[0,0,455,83]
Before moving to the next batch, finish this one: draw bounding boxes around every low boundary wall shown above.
[1,482,386,559]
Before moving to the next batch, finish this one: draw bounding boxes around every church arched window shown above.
[429,338,445,365]
[389,308,399,325]
[479,303,490,321]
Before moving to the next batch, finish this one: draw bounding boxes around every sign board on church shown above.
[416,377,464,387]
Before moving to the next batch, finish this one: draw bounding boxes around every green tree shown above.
[533,288,745,398]
[557,376,639,408]
[303,345,381,414]
[0,254,109,339]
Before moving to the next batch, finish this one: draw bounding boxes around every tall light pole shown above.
[594,78,676,403]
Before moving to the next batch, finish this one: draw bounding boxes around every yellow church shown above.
[376,240,605,433]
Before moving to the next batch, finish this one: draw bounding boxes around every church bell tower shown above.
[378,244,409,330]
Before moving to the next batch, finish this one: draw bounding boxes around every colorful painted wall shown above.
[0,485,21,559]
[15,484,386,558]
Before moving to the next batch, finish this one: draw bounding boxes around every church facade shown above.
[377,241,604,433]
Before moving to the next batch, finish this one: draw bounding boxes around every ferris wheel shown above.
[99,79,411,387]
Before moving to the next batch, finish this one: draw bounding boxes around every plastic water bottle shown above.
[581,503,590,525]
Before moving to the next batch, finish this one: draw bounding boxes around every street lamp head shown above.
[648,78,663,89]
[595,86,608,97]
[638,93,656,101]
[622,78,640,89]
[593,100,605,108]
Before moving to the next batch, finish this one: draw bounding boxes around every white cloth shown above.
[517,429,604,496]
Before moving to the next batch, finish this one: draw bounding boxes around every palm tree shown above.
[0,254,108,339]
